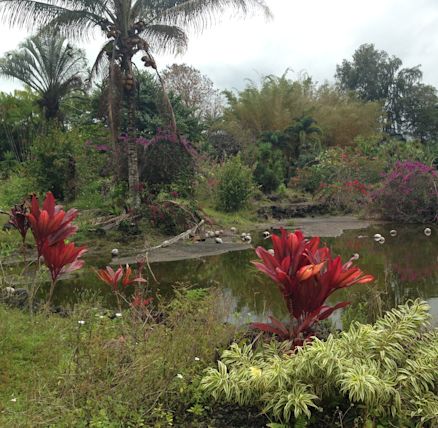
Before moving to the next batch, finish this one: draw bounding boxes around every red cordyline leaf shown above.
[131,294,153,308]
[41,241,86,283]
[96,264,146,291]
[27,192,79,256]
[252,228,374,347]
[8,202,30,241]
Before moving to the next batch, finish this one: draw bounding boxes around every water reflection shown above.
[30,224,438,322]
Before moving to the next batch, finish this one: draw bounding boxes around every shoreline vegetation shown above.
[0,1,437,424]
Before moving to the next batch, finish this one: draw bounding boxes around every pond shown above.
[27,222,438,325]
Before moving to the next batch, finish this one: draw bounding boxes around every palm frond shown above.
[149,0,272,32]
[89,42,112,81]
[0,0,69,29]
[141,24,188,54]
[43,9,104,39]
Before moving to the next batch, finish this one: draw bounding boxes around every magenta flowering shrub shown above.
[370,161,438,223]
[138,130,196,193]
[317,179,370,212]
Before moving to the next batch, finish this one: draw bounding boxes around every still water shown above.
[48,223,438,324]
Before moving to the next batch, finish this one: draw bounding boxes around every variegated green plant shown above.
[201,300,438,426]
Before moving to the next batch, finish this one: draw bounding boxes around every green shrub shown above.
[0,151,20,179]
[356,135,430,165]
[215,155,254,212]
[0,171,35,209]
[28,128,77,200]
[202,300,438,427]
[293,146,385,194]
[253,143,285,193]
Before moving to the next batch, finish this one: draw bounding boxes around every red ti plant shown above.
[42,241,86,305]
[8,202,30,243]
[252,228,374,347]
[96,264,147,312]
[26,192,85,308]
[27,192,79,257]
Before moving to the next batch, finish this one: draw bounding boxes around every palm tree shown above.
[0,32,87,121]
[0,0,271,208]
[283,115,321,178]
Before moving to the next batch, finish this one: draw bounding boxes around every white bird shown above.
[378,237,385,244]
[4,286,15,295]
[424,228,432,237]
[230,227,237,233]
[263,231,271,239]
[215,237,223,244]
[390,230,397,237]
[111,248,119,257]
[241,232,247,238]
[208,231,215,238]
[373,234,382,241]
[215,230,220,237]
[245,235,252,244]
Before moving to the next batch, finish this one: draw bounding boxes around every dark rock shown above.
[88,227,106,237]
[257,202,327,220]
[2,222,13,232]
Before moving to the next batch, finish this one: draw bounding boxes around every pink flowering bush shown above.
[138,130,196,193]
[370,161,438,223]
[317,179,370,212]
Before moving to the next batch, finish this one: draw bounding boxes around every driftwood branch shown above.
[138,219,204,284]
[91,213,140,230]
[143,219,205,254]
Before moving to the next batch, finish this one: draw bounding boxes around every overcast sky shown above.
[1,0,438,93]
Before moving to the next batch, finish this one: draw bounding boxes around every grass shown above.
[0,288,238,427]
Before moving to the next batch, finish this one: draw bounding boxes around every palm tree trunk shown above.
[156,69,177,134]
[126,91,140,208]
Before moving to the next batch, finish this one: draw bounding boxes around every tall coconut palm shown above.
[0,31,87,121]
[0,0,271,208]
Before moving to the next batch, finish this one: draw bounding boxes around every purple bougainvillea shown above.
[371,161,438,223]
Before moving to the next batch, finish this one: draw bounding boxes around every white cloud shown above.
[1,0,438,93]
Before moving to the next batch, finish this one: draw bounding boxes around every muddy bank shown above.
[111,216,375,264]
[277,215,376,238]
[0,216,376,267]
[113,239,252,265]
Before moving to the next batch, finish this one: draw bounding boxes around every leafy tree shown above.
[216,155,254,212]
[222,72,380,151]
[0,89,41,161]
[253,142,285,193]
[93,71,204,142]
[0,32,86,122]
[223,72,314,138]
[162,63,224,120]
[313,84,381,147]
[0,0,271,207]
[336,43,438,139]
